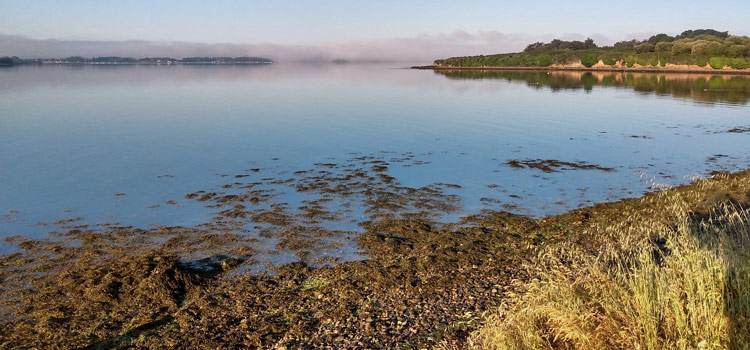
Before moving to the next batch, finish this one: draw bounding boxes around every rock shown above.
[221,257,240,270]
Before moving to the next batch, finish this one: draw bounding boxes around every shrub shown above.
[692,41,726,56]
[709,57,726,69]
[671,42,692,55]
[535,54,552,67]
[727,44,750,57]
[553,52,578,65]
[580,54,599,68]
[635,43,655,53]
[696,57,708,66]
[659,58,668,67]
[624,56,635,67]
[729,58,749,69]
[655,42,674,53]
[601,57,616,66]
[649,58,659,67]
[727,36,750,45]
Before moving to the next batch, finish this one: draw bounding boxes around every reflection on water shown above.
[1,64,749,265]
[436,70,750,105]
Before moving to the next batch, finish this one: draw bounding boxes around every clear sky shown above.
[3,0,749,44]
[2,0,749,61]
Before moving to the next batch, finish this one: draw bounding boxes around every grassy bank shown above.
[469,177,750,350]
[434,30,750,71]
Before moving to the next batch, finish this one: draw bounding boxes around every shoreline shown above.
[413,65,750,76]
[3,62,274,66]
[3,167,750,348]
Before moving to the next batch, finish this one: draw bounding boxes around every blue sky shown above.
[2,1,749,61]
[3,0,749,44]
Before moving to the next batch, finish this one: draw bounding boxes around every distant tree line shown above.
[435,29,750,70]
[524,38,597,52]
[180,57,272,64]
[0,56,273,65]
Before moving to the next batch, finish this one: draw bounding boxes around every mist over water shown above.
[1,64,749,256]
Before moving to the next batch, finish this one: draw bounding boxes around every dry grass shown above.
[470,191,750,350]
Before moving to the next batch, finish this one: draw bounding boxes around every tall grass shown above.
[470,197,750,350]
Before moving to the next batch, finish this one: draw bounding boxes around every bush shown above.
[729,58,749,69]
[727,45,750,57]
[655,42,674,52]
[659,58,668,67]
[671,42,692,55]
[553,51,578,65]
[580,54,599,68]
[601,57,616,66]
[727,36,750,45]
[649,58,659,67]
[696,57,708,66]
[709,57,726,69]
[635,43,655,53]
[535,54,552,67]
[692,41,726,56]
[625,56,636,67]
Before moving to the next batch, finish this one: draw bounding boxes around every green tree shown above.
[635,43,655,53]
[676,29,729,39]
[655,42,674,53]
[727,45,750,57]
[647,33,675,44]
[691,41,725,56]
[671,42,692,55]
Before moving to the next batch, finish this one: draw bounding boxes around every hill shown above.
[433,29,750,70]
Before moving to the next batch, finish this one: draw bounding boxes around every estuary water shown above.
[1,64,749,260]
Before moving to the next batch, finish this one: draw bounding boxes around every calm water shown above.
[1,64,749,257]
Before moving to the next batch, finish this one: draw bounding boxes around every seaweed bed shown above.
[1,159,749,348]
[506,158,615,173]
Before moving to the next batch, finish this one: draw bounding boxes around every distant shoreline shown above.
[412,65,750,76]
[0,56,274,67]
[6,62,273,66]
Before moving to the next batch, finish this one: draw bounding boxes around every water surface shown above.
[2,64,749,262]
